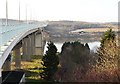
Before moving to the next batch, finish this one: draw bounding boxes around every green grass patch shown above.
[11,55,44,83]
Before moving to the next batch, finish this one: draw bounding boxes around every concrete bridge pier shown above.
[22,33,35,61]
[13,43,21,70]
[0,69,2,84]
[22,30,45,61]
[0,54,12,83]
[3,54,11,71]
[26,36,32,61]
[22,38,27,61]
[31,33,35,55]
[35,32,43,55]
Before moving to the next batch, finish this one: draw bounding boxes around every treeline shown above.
[40,29,120,82]
[74,23,107,29]
[47,23,106,28]
[45,21,110,30]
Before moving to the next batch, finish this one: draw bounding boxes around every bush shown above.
[55,41,91,82]
[94,29,120,82]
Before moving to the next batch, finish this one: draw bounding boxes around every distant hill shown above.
[46,21,113,30]
[45,21,117,37]
[104,22,118,26]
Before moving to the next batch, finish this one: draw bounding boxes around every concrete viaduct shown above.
[0,20,48,83]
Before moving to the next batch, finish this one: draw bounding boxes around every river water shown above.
[44,41,100,54]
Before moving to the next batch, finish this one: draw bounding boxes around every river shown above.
[44,41,100,54]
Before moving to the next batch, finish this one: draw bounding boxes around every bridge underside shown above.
[3,29,45,67]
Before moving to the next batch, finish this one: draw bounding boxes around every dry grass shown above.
[11,55,43,82]
[71,27,118,33]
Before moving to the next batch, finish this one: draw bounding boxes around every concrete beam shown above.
[0,68,2,84]
[35,32,43,55]
[26,36,32,61]
[13,43,21,70]
[31,34,35,55]
[3,54,11,71]
[35,32,42,48]
[22,38,27,61]
[22,30,45,57]
[22,34,35,61]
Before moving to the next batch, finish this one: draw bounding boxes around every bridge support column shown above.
[31,34,35,55]
[35,32,43,55]
[3,54,11,71]
[13,44,21,70]
[0,69,2,84]
[26,36,32,61]
[22,38,27,61]
[22,35,34,61]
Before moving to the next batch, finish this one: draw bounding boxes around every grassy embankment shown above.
[11,55,44,83]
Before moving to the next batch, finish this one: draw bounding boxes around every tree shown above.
[94,29,120,82]
[98,29,116,62]
[100,28,115,48]
[40,41,59,81]
[98,29,116,63]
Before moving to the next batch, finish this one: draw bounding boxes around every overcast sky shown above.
[0,0,119,22]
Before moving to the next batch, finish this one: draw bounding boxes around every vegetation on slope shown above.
[54,29,120,82]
